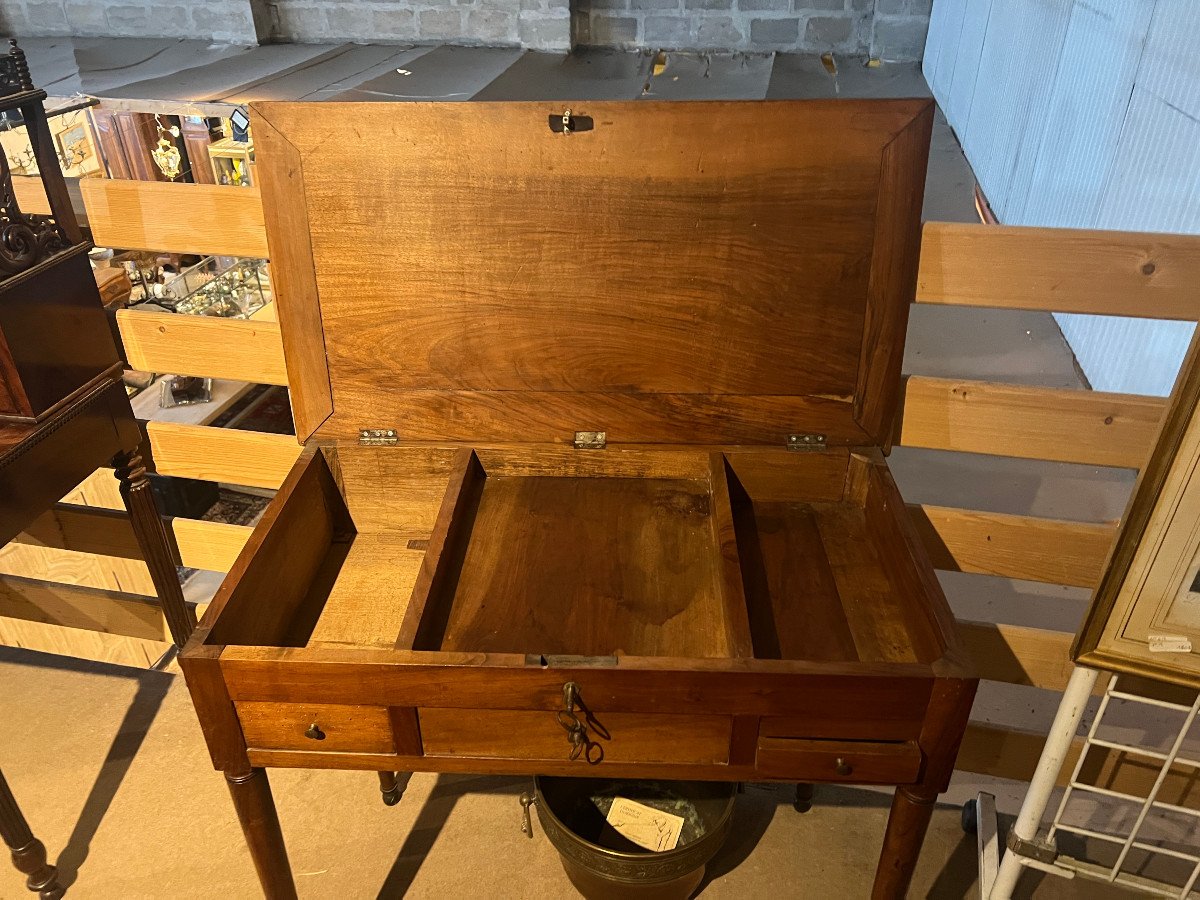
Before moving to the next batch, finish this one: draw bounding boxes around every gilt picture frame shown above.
[1074,330,1200,688]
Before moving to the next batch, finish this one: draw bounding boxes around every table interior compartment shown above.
[205,445,946,666]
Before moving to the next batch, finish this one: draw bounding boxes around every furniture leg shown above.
[872,786,937,900]
[225,768,296,900]
[0,769,62,900]
[114,449,197,647]
[377,771,413,807]
[793,783,815,813]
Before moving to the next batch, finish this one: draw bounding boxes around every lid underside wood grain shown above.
[253,99,932,446]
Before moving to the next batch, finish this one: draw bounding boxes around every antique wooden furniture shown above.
[1075,330,1200,688]
[0,41,196,899]
[180,98,976,899]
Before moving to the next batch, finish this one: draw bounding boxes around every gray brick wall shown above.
[0,0,929,59]
[575,0,929,59]
[0,0,258,43]
[262,0,570,50]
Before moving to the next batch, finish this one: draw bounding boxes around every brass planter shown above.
[529,777,735,899]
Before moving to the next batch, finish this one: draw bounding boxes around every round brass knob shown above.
[304,723,326,741]
[835,757,852,777]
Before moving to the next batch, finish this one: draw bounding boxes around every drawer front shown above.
[237,702,396,754]
[755,737,921,783]
[419,708,731,765]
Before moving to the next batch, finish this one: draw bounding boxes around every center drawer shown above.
[418,708,732,765]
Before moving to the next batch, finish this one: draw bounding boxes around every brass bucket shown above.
[524,777,736,899]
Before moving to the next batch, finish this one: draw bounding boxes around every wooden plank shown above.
[147,422,300,489]
[12,174,50,214]
[80,178,268,258]
[0,617,166,668]
[15,503,139,559]
[0,574,167,641]
[13,504,252,573]
[249,301,277,321]
[907,504,1116,588]
[117,309,287,386]
[173,519,253,572]
[898,375,1164,468]
[919,222,1200,320]
[960,621,1076,692]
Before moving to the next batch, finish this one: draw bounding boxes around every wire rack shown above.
[1046,674,1200,897]
[982,668,1200,899]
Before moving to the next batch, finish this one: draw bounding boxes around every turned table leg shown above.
[226,768,296,900]
[871,786,937,900]
[113,449,197,647]
[0,770,62,900]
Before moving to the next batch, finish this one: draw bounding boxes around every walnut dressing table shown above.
[180,99,976,899]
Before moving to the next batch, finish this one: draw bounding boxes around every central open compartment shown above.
[398,449,746,659]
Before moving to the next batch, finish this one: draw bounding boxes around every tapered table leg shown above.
[871,786,937,900]
[226,768,296,900]
[113,449,196,647]
[0,769,62,900]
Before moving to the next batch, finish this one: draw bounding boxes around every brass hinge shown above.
[786,433,827,452]
[359,429,398,446]
[573,431,606,450]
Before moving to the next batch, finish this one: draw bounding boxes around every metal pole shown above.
[990,665,1100,900]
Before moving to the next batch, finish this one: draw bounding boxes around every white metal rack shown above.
[974,666,1200,899]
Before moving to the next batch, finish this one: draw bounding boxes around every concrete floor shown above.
[0,40,1166,900]
[0,647,1135,900]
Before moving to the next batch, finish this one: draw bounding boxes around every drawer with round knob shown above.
[236,702,397,754]
[754,737,922,784]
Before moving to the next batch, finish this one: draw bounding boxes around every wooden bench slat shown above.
[147,422,301,489]
[959,620,1076,692]
[117,309,288,386]
[0,574,167,642]
[17,503,140,559]
[907,504,1115,588]
[81,179,268,258]
[899,375,1164,469]
[172,519,254,572]
[918,221,1200,321]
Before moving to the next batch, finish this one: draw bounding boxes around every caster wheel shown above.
[382,789,401,806]
[961,798,978,835]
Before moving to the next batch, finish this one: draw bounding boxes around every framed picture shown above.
[1074,332,1200,688]
[56,123,89,162]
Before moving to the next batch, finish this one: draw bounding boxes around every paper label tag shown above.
[1149,634,1193,653]
[605,798,684,852]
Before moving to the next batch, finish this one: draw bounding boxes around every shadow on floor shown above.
[376,773,530,898]
[3,646,174,892]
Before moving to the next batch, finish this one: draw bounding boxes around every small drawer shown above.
[419,708,731,765]
[755,737,921,783]
[237,702,396,753]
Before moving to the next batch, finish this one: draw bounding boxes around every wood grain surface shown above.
[918,222,1200,321]
[80,178,268,258]
[253,100,929,446]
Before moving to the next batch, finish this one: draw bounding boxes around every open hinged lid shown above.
[253,99,932,447]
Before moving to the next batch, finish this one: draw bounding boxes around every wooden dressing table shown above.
[181,98,977,899]
[0,42,195,899]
